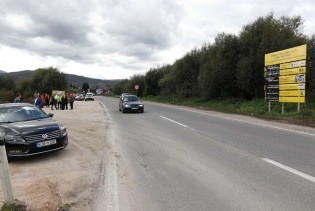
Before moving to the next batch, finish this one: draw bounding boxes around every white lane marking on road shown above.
[146,102,315,137]
[160,116,189,128]
[263,158,315,183]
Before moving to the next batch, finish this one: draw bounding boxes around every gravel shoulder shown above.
[0,101,109,210]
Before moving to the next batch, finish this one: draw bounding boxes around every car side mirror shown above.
[48,113,54,118]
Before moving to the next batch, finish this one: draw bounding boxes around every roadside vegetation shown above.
[0,200,27,211]
[113,13,315,126]
[0,67,69,103]
[0,66,98,104]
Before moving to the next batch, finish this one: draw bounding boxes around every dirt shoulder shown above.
[0,101,109,211]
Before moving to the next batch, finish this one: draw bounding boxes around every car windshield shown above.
[0,106,49,123]
[124,96,139,102]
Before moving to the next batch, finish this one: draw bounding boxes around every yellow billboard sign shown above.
[280,60,306,70]
[52,90,65,96]
[279,74,305,84]
[280,67,306,76]
[279,97,305,103]
[279,90,305,97]
[279,83,305,90]
[265,45,307,66]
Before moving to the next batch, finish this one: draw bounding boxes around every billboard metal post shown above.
[297,103,300,113]
[282,103,284,114]
[0,135,14,204]
[268,102,271,112]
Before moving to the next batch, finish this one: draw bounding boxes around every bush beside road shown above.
[0,101,109,210]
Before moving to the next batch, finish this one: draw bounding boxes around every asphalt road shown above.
[96,96,315,211]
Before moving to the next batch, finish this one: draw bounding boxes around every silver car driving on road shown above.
[119,95,144,113]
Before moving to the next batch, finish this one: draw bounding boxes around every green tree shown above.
[198,33,239,99]
[0,76,15,103]
[0,76,15,90]
[127,74,145,96]
[306,35,315,105]
[144,67,166,96]
[157,65,175,96]
[32,67,68,94]
[171,49,201,98]
[236,13,306,99]
[82,82,90,93]
[113,79,129,95]
[16,77,32,101]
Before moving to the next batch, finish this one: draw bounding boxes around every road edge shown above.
[94,101,119,211]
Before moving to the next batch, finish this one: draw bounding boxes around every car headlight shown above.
[5,135,25,143]
[124,104,130,108]
[59,125,67,137]
[138,104,143,107]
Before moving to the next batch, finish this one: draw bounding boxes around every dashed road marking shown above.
[263,158,315,183]
[160,116,189,128]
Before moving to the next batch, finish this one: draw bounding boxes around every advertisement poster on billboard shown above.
[264,44,307,104]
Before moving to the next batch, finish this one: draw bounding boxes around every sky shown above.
[0,0,314,80]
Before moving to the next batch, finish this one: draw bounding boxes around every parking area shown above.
[0,101,108,210]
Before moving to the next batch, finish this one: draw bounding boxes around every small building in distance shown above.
[96,88,103,95]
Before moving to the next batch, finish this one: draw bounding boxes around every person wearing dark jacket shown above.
[45,93,50,108]
[61,95,66,110]
[33,93,43,109]
[70,94,75,109]
[50,93,57,110]
[65,93,69,110]
[14,93,21,103]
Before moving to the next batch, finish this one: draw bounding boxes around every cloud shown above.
[0,0,182,65]
[0,0,314,79]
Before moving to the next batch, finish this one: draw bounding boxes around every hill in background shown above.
[0,70,120,89]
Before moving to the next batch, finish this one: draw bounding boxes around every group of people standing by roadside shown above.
[13,92,75,110]
[49,93,75,110]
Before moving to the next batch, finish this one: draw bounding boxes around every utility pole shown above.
[0,135,14,204]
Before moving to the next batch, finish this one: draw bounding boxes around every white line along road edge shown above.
[146,101,315,138]
[263,158,315,183]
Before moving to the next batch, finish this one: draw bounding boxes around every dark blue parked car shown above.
[0,103,68,158]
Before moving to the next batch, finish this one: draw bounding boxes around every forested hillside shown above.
[0,70,118,88]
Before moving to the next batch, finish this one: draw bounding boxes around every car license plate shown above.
[36,139,57,148]
[131,107,138,109]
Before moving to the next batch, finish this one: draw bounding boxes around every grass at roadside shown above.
[0,201,27,211]
[142,95,315,127]
[0,204,16,211]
